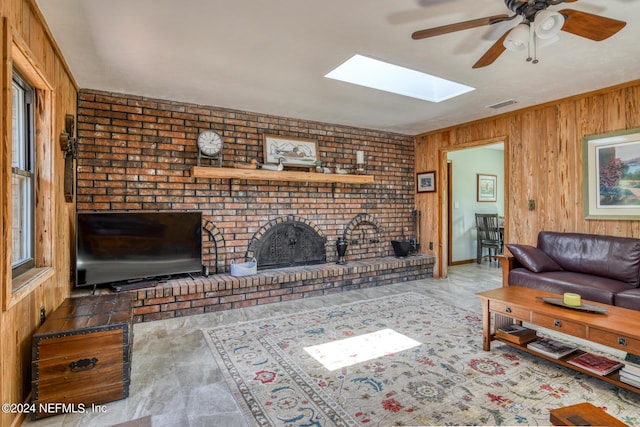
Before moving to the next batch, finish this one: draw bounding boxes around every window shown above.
[11,72,35,283]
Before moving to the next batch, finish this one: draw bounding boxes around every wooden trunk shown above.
[31,294,133,419]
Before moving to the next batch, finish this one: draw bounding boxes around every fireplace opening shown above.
[247,217,326,270]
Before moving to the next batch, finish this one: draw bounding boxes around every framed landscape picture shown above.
[477,174,497,202]
[417,171,436,193]
[263,135,319,167]
[583,127,640,219]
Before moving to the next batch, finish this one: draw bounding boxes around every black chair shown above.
[475,213,502,264]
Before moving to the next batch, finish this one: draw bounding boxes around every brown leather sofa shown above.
[500,231,640,311]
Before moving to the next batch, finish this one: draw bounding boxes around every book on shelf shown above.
[620,367,640,381]
[526,338,578,359]
[623,353,640,374]
[495,324,537,344]
[567,352,624,376]
[622,362,640,376]
[620,368,640,388]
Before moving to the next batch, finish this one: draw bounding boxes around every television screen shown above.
[76,211,202,287]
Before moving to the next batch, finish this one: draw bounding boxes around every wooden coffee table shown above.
[476,286,640,393]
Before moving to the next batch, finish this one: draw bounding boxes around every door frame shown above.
[438,137,509,278]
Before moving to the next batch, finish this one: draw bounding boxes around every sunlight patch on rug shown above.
[304,328,421,371]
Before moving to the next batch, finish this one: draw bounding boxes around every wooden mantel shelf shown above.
[191,166,374,184]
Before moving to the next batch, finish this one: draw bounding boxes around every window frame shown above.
[11,71,36,281]
[2,22,55,311]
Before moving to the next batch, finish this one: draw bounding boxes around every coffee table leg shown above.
[480,297,491,351]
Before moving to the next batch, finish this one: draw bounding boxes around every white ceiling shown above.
[36,0,640,135]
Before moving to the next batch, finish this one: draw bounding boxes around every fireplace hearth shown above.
[247,217,326,270]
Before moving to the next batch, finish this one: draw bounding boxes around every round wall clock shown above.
[197,130,223,166]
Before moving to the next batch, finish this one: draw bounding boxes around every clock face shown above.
[197,130,223,156]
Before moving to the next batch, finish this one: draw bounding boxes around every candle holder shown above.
[336,237,348,264]
[355,150,366,175]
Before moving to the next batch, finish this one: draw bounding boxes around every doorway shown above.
[443,141,506,273]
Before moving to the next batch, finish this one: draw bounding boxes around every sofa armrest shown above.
[499,255,518,288]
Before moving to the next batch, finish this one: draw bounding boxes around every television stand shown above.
[111,278,159,292]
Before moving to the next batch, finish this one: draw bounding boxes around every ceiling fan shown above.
[411,0,626,68]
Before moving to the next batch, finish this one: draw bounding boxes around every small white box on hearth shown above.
[230,258,257,277]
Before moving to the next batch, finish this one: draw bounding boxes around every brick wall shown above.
[76,89,417,272]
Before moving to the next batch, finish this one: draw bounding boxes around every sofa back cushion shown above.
[506,244,563,273]
[537,231,640,287]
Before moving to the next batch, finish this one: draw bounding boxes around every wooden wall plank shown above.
[557,100,578,233]
[0,15,5,411]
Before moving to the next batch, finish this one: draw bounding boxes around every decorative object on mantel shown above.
[258,158,284,171]
[355,150,366,175]
[336,237,348,264]
[335,166,348,174]
[59,114,78,203]
[263,134,319,167]
[197,129,224,167]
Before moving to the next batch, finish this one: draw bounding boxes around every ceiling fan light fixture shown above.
[503,24,529,51]
[534,10,565,39]
[536,34,560,48]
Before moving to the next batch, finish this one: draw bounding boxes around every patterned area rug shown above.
[203,292,640,426]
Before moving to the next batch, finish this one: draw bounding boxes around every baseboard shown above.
[450,259,475,266]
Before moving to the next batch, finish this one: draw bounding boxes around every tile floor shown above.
[23,262,503,427]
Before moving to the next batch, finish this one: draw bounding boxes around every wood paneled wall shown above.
[416,81,640,278]
[0,1,77,426]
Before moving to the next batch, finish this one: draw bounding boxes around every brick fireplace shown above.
[76,89,434,320]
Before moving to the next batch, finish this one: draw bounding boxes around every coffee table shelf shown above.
[494,338,640,394]
[477,286,640,395]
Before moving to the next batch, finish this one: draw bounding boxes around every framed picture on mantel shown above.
[263,135,319,167]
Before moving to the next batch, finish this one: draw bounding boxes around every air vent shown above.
[487,99,517,110]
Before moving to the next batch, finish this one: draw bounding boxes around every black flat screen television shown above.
[76,211,202,287]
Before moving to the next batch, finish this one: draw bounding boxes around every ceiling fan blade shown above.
[559,9,626,41]
[472,32,508,69]
[412,14,509,39]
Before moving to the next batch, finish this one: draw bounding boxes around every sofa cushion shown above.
[508,268,632,305]
[506,244,563,273]
[537,231,640,287]
[615,288,640,311]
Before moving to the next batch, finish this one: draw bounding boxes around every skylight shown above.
[325,54,474,103]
